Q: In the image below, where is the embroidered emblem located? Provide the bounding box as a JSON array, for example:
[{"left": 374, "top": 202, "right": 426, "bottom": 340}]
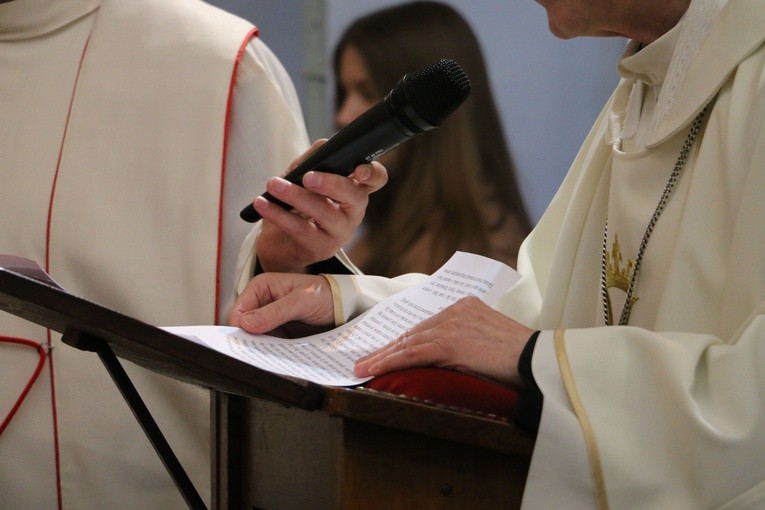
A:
[{"left": 604, "top": 234, "right": 639, "bottom": 325}]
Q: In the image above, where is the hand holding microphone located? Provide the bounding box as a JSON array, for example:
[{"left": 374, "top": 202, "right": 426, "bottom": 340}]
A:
[{"left": 240, "top": 58, "right": 471, "bottom": 222}]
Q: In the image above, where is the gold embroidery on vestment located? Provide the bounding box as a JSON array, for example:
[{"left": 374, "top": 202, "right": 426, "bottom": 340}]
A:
[{"left": 604, "top": 234, "right": 639, "bottom": 326}]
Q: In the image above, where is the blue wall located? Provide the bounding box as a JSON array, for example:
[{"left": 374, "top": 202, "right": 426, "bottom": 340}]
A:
[{"left": 208, "top": 0, "right": 626, "bottom": 223}]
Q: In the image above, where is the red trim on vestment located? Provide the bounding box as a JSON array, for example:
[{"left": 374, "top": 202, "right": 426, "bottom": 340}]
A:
[
  {"left": 0, "top": 337, "right": 47, "bottom": 437},
  {"left": 45, "top": 34, "right": 92, "bottom": 510},
  {"left": 216, "top": 26, "right": 259, "bottom": 324}
]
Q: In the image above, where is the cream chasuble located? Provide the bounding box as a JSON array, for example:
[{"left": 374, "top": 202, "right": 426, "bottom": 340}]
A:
[
  {"left": 327, "top": 0, "right": 765, "bottom": 508},
  {"left": 505, "top": 1, "right": 765, "bottom": 507},
  {"left": 0, "top": 0, "right": 308, "bottom": 508}
]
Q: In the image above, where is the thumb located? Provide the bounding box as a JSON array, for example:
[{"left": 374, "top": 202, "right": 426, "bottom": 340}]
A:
[
  {"left": 238, "top": 276, "right": 334, "bottom": 333},
  {"left": 239, "top": 299, "right": 291, "bottom": 333}
]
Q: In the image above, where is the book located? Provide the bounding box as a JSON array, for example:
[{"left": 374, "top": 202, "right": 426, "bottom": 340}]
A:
[{"left": 165, "top": 252, "right": 520, "bottom": 386}]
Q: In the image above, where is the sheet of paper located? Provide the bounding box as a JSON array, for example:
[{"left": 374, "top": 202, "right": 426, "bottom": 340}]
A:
[
  {"left": 0, "top": 254, "right": 66, "bottom": 290},
  {"left": 165, "top": 252, "right": 521, "bottom": 386}
]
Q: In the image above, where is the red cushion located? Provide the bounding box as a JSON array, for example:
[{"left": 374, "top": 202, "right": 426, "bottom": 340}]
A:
[{"left": 364, "top": 367, "right": 518, "bottom": 420}]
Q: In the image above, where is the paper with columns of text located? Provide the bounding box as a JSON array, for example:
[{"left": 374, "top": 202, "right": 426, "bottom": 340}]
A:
[{"left": 165, "top": 252, "right": 521, "bottom": 387}]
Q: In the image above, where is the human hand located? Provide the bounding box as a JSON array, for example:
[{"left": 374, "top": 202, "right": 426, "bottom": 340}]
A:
[
  {"left": 227, "top": 273, "right": 335, "bottom": 334},
  {"left": 354, "top": 296, "right": 533, "bottom": 388},
  {"left": 253, "top": 140, "right": 388, "bottom": 273}
]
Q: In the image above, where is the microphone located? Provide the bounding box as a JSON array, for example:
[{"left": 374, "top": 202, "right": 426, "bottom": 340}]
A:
[{"left": 240, "top": 58, "right": 471, "bottom": 222}]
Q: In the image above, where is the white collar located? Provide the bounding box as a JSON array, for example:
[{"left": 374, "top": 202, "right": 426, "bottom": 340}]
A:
[
  {"left": 616, "top": 0, "right": 729, "bottom": 143},
  {"left": 649, "top": 0, "right": 729, "bottom": 136},
  {"left": 0, "top": 0, "right": 99, "bottom": 41}
]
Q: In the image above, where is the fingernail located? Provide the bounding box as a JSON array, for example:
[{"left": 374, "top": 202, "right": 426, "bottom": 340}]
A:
[
  {"left": 270, "top": 177, "right": 288, "bottom": 192},
  {"left": 241, "top": 313, "right": 260, "bottom": 330},
  {"left": 358, "top": 166, "right": 371, "bottom": 181},
  {"left": 303, "top": 171, "right": 321, "bottom": 189}
]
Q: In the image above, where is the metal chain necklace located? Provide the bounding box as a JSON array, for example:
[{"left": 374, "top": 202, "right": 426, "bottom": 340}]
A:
[{"left": 600, "top": 105, "right": 710, "bottom": 326}]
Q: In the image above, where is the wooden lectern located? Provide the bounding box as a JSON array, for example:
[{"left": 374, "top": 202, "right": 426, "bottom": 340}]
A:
[
  {"left": 0, "top": 260, "right": 533, "bottom": 510},
  {"left": 216, "top": 387, "right": 533, "bottom": 509}
]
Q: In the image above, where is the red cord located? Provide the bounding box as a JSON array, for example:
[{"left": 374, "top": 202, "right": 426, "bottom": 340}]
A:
[
  {"left": 0, "top": 336, "right": 47, "bottom": 436},
  {"left": 45, "top": 29, "right": 92, "bottom": 510}
]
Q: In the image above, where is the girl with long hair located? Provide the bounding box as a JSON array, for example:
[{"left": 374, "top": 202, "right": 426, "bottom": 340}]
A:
[{"left": 334, "top": 1, "right": 531, "bottom": 276}]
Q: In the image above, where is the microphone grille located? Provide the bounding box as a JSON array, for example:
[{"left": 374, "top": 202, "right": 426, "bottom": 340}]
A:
[{"left": 404, "top": 59, "right": 471, "bottom": 126}]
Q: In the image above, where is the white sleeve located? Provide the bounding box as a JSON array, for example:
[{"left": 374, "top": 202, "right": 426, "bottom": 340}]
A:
[
  {"left": 220, "top": 37, "right": 309, "bottom": 323},
  {"left": 331, "top": 272, "right": 430, "bottom": 323}
]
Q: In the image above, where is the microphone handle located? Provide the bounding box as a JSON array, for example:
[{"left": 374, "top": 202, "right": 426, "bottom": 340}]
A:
[{"left": 240, "top": 98, "right": 414, "bottom": 222}]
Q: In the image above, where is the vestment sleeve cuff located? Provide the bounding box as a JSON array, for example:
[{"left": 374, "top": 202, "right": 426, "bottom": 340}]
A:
[
  {"left": 512, "top": 330, "right": 543, "bottom": 434},
  {"left": 320, "top": 274, "right": 345, "bottom": 327}
]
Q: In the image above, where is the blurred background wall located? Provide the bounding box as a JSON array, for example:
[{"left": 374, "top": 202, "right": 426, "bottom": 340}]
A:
[{"left": 207, "top": 0, "right": 626, "bottom": 223}]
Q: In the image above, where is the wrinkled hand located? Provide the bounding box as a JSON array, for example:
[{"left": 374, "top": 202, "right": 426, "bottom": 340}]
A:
[
  {"left": 253, "top": 139, "right": 388, "bottom": 273},
  {"left": 227, "top": 273, "right": 335, "bottom": 334},
  {"left": 354, "top": 296, "right": 533, "bottom": 388}
]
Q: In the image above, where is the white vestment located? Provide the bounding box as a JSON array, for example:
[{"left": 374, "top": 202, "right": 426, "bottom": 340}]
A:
[
  {"left": 0, "top": 0, "right": 308, "bottom": 507},
  {"left": 291, "top": 1, "right": 765, "bottom": 508}
]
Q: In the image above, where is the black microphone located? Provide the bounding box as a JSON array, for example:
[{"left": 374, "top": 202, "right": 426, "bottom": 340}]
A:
[{"left": 240, "top": 58, "right": 471, "bottom": 222}]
